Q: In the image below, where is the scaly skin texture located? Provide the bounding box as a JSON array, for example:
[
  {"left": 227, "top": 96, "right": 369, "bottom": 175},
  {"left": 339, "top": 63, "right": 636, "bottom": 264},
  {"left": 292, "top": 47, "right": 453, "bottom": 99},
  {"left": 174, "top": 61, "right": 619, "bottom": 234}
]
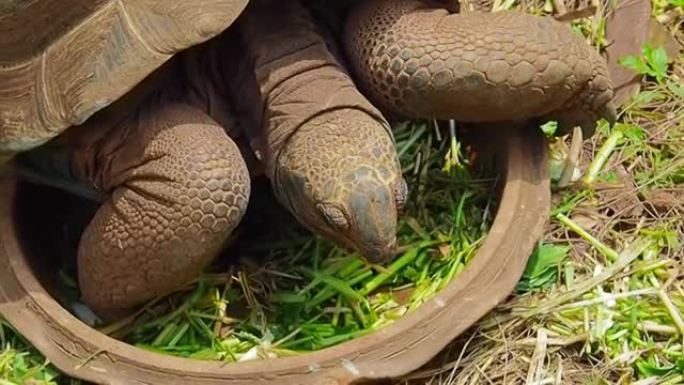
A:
[
  {"left": 276, "top": 110, "right": 407, "bottom": 262},
  {"left": 233, "top": 0, "right": 406, "bottom": 262},
  {"left": 343, "top": 0, "right": 617, "bottom": 137},
  {"left": 63, "top": 94, "right": 250, "bottom": 318}
]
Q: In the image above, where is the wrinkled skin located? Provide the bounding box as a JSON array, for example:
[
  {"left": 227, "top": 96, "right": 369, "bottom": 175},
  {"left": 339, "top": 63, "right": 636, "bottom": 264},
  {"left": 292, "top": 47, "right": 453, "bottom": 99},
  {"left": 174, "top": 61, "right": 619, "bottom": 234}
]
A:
[
  {"left": 16, "top": 78, "right": 251, "bottom": 320},
  {"left": 75, "top": 100, "right": 250, "bottom": 319},
  {"left": 229, "top": 0, "right": 406, "bottom": 263},
  {"left": 342, "top": 0, "right": 617, "bottom": 137},
  {"left": 274, "top": 110, "right": 407, "bottom": 262}
]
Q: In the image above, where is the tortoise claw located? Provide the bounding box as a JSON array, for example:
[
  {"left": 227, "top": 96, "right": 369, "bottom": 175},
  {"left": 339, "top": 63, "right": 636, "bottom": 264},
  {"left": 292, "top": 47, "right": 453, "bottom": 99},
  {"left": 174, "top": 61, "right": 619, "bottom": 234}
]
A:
[
  {"left": 579, "top": 119, "right": 597, "bottom": 139},
  {"left": 601, "top": 101, "right": 618, "bottom": 126}
]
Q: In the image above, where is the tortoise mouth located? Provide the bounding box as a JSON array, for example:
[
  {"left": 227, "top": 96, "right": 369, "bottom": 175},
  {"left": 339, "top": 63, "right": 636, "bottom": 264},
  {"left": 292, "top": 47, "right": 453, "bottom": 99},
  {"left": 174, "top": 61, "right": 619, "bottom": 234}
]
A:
[{"left": 356, "top": 238, "right": 398, "bottom": 264}]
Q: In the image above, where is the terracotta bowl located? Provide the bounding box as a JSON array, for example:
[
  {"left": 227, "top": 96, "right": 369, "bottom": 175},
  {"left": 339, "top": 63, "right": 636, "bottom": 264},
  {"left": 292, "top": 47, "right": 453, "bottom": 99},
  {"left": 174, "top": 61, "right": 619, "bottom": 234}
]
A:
[{"left": 0, "top": 126, "right": 550, "bottom": 385}]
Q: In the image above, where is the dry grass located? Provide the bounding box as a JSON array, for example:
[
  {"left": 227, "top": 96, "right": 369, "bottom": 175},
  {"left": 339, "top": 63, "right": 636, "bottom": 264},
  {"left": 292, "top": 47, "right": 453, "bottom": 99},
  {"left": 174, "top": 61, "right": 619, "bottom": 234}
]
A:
[{"left": 394, "top": 0, "right": 684, "bottom": 383}]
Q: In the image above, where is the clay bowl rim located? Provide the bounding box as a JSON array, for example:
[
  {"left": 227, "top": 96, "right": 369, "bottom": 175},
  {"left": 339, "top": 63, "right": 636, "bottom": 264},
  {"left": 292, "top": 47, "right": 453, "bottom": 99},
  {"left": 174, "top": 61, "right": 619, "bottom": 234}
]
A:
[{"left": 0, "top": 126, "right": 550, "bottom": 385}]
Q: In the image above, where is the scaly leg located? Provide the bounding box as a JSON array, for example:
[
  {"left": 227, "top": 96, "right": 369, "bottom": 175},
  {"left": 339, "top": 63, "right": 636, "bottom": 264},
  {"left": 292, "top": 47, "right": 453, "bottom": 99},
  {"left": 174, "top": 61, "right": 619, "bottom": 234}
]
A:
[
  {"left": 72, "top": 99, "right": 250, "bottom": 318},
  {"left": 343, "top": 0, "right": 616, "bottom": 137}
]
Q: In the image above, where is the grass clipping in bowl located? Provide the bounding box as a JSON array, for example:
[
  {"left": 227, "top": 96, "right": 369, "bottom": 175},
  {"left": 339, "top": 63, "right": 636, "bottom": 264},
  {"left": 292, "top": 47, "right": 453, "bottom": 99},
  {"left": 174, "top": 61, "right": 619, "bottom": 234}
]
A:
[{"left": 98, "top": 120, "right": 497, "bottom": 362}]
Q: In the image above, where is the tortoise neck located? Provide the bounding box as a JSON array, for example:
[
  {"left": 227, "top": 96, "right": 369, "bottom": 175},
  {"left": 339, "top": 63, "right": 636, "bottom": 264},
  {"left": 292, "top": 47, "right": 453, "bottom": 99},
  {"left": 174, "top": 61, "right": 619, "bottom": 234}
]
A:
[{"left": 232, "top": 0, "right": 393, "bottom": 181}]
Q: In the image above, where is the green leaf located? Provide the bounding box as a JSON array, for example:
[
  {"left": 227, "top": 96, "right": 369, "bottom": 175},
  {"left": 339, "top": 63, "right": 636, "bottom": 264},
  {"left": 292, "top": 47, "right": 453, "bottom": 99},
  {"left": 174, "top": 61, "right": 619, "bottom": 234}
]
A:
[
  {"left": 600, "top": 170, "right": 619, "bottom": 183},
  {"left": 633, "top": 90, "right": 663, "bottom": 105},
  {"left": 516, "top": 243, "right": 570, "bottom": 293},
  {"left": 676, "top": 357, "right": 684, "bottom": 372},
  {"left": 649, "top": 46, "right": 670, "bottom": 80},
  {"left": 619, "top": 55, "right": 649, "bottom": 74},
  {"left": 540, "top": 121, "right": 558, "bottom": 137},
  {"left": 635, "top": 358, "right": 675, "bottom": 377},
  {"left": 270, "top": 292, "right": 308, "bottom": 304},
  {"left": 618, "top": 123, "right": 646, "bottom": 143},
  {"left": 303, "top": 269, "right": 365, "bottom": 303},
  {"left": 667, "top": 80, "right": 684, "bottom": 99},
  {"left": 620, "top": 44, "right": 670, "bottom": 84}
]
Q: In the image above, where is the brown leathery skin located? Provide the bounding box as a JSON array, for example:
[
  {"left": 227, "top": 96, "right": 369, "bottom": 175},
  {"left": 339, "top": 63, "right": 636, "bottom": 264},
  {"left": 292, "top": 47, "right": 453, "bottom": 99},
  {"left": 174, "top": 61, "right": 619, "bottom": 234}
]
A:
[
  {"left": 275, "top": 109, "right": 407, "bottom": 263},
  {"left": 230, "top": 0, "right": 407, "bottom": 263},
  {"left": 71, "top": 97, "right": 250, "bottom": 318},
  {"left": 343, "top": 0, "right": 617, "bottom": 137}
]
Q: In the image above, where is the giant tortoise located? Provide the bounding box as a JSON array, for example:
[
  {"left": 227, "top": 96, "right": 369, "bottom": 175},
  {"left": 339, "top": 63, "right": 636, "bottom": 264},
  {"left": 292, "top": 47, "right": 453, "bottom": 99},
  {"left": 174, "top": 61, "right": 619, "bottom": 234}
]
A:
[
  {"left": 1, "top": 0, "right": 615, "bottom": 321},
  {"left": 1, "top": 0, "right": 407, "bottom": 319}
]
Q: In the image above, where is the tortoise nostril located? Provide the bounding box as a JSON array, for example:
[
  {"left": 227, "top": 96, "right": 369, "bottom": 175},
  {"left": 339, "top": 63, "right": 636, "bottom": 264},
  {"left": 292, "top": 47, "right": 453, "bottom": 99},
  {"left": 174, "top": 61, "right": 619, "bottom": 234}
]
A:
[
  {"left": 363, "top": 239, "right": 397, "bottom": 264},
  {"left": 366, "top": 249, "right": 383, "bottom": 263}
]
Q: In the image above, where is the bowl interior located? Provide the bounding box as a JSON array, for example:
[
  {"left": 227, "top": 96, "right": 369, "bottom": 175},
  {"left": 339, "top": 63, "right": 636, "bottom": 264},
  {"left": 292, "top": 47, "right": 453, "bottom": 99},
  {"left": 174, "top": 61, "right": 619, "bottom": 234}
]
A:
[
  {"left": 10, "top": 127, "right": 503, "bottom": 322},
  {"left": 12, "top": 176, "right": 296, "bottom": 310},
  {"left": 0, "top": 126, "right": 549, "bottom": 385}
]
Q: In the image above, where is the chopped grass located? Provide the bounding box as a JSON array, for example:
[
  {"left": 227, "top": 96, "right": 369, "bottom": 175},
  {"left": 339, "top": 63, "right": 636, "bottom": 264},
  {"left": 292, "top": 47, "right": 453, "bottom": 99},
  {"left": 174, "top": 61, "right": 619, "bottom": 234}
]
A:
[{"left": 0, "top": 320, "right": 67, "bottom": 385}]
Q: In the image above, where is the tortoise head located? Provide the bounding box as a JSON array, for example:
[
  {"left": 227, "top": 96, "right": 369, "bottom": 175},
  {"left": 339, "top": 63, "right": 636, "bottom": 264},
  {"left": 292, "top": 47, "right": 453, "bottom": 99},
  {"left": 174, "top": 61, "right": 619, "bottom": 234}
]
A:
[{"left": 273, "top": 109, "right": 406, "bottom": 264}]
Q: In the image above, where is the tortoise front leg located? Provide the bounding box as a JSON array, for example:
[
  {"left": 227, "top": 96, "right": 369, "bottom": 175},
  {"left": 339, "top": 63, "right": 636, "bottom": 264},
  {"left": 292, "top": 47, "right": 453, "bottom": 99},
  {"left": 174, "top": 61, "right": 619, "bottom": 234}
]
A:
[
  {"left": 343, "top": 0, "right": 616, "bottom": 137},
  {"left": 74, "top": 101, "right": 250, "bottom": 319}
]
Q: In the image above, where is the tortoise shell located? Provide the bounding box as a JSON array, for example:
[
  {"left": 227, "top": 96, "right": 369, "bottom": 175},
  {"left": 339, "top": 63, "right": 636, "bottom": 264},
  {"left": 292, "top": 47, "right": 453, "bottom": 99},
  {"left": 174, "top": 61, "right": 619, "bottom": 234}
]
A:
[{"left": 0, "top": 0, "right": 249, "bottom": 163}]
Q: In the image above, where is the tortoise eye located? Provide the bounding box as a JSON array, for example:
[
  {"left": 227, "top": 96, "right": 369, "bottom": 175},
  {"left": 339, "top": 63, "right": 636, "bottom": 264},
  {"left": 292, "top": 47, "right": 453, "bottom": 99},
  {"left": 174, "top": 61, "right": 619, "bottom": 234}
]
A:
[
  {"left": 318, "top": 203, "right": 350, "bottom": 231},
  {"left": 394, "top": 178, "right": 408, "bottom": 216}
]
